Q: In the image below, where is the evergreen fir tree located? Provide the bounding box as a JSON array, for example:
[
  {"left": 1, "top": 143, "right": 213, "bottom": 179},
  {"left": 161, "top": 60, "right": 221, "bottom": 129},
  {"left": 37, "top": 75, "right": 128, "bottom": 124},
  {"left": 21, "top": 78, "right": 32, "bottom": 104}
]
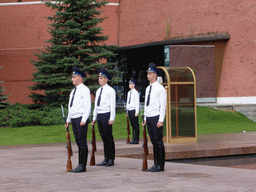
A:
[
  {"left": 30, "top": 0, "right": 119, "bottom": 107},
  {"left": 0, "top": 66, "right": 9, "bottom": 109},
  {"left": 0, "top": 83, "right": 9, "bottom": 109}
]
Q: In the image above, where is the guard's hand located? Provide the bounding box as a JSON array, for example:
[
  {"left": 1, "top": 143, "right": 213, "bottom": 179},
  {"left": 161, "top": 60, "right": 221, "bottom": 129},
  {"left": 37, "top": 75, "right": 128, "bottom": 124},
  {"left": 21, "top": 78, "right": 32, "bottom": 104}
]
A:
[
  {"left": 65, "top": 122, "right": 69, "bottom": 129},
  {"left": 80, "top": 121, "right": 85, "bottom": 126},
  {"left": 91, "top": 120, "right": 95, "bottom": 126},
  {"left": 157, "top": 122, "right": 163, "bottom": 128},
  {"left": 108, "top": 120, "right": 114, "bottom": 125},
  {"left": 135, "top": 113, "right": 138, "bottom": 117},
  {"left": 125, "top": 113, "right": 128, "bottom": 117},
  {"left": 142, "top": 121, "right": 146, "bottom": 127}
]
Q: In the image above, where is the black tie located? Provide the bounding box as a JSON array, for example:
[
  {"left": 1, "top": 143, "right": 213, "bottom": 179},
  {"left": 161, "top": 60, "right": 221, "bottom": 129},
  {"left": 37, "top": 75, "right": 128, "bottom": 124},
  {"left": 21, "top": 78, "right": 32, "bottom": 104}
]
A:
[
  {"left": 97, "top": 87, "right": 103, "bottom": 106},
  {"left": 70, "top": 87, "right": 77, "bottom": 107},
  {"left": 128, "top": 91, "right": 132, "bottom": 104},
  {"left": 146, "top": 85, "right": 152, "bottom": 106}
]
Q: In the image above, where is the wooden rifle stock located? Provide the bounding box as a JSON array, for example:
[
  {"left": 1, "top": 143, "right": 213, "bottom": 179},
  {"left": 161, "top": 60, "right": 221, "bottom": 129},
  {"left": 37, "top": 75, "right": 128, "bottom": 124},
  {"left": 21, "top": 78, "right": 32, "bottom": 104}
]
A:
[
  {"left": 66, "top": 127, "right": 73, "bottom": 172},
  {"left": 90, "top": 124, "right": 97, "bottom": 166},
  {"left": 142, "top": 125, "right": 148, "bottom": 171},
  {"left": 142, "top": 114, "right": 148, "bottom": 171},
  {"left": 126, "top": 115, "right": 131, "bottom": 143},
  {"left": 61, "top": 105, "right": 73, "bottom": 172}
]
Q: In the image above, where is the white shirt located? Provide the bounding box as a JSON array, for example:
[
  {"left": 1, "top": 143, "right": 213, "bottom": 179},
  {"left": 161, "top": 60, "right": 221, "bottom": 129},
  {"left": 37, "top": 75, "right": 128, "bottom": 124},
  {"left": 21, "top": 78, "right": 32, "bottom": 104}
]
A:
[
  {"left": 144, "top": 81, "right": 166, "bottom": 122},
  {"left": 93, "top": 84, "right": 116, "bottom": 121},
  {"left": 67, "top": 83, "right": 91, "bottom": 123},
  {"left": 126, "top": 88, "right": 140, "bottom": 115}
]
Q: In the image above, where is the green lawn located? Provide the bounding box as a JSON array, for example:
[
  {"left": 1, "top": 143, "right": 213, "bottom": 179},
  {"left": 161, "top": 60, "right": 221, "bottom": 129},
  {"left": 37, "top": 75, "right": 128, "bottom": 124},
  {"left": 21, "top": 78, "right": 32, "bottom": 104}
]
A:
[
  {"left": 0, "top": 106, "right": 255, "bottom": 146},
  {"left": 197, "top": 106, "right": 256, "bottom": 134}
]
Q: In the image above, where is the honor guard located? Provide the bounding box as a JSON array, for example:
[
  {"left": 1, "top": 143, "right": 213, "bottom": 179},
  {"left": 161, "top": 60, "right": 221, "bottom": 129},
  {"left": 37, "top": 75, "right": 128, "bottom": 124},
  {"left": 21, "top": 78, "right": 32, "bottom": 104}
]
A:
[
  {"left": 142, "top": 62, "right": 167, "bottom": 172},
  {"left": 65, "top": 66, "right": 91, "bottom": 173},
  {"left": 126, "top": 77, "right": 140, "bottom": 144},
  {"left": 91, "top": 68, "right": 116, "bottom": 166}
]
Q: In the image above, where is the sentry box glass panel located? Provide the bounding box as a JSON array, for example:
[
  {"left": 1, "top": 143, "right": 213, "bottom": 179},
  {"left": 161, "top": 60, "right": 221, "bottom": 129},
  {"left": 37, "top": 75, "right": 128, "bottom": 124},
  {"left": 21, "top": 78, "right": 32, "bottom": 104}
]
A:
[{"left": 158, "top": 67, "right": 197, "bottom": 144}]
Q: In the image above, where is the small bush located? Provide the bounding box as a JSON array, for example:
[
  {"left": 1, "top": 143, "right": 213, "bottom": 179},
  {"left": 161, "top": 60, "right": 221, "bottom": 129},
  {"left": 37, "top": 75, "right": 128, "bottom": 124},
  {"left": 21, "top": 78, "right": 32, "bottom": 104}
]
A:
[{"left": 0, "top": 104, "right": 67, "bottom": 128}]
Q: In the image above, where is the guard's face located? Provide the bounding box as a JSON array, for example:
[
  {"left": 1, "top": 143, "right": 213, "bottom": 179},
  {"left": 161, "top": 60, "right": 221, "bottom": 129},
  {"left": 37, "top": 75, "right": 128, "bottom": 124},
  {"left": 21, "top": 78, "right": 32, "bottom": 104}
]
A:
[
  {"left": 129, "top": 83, "right": 135, "bottom": 89},
  {"left": 147, "top": 72, "right": 157, "bottom": 82},
  {"left": 98, "top": 76, "right": 108, "bottom": 86},
  {"left": 71, "top": 75, "right": 82, "bottom": 86}
]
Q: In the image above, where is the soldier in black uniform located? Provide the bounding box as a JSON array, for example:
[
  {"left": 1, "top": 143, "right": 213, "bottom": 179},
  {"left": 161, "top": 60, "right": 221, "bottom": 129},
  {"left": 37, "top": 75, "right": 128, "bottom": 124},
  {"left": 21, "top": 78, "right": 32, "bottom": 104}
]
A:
[
  {"left": 142, "top": 63, "right": 167, "bottom": 172},
  {"left": 91, "top": 68, "right": 116, "bottom": 166},
  {"left": 65, "top": 66, "right": 91, "bottom": 173},
  {"left": 126, "top": 77, "right": 140, "bottom": 144}
]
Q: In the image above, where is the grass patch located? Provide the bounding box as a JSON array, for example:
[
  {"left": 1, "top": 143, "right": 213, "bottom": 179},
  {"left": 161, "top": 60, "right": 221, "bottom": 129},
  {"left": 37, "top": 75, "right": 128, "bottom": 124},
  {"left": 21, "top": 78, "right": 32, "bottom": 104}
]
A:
[
  {"left": 0, "top": 106, "right": 255, "bottom": 146},
  {"left": 0, "top": 125, "right": 66, "bottom": 146},
  {"left": 197, "top": 106, "right": 256, "bottom": 134}
]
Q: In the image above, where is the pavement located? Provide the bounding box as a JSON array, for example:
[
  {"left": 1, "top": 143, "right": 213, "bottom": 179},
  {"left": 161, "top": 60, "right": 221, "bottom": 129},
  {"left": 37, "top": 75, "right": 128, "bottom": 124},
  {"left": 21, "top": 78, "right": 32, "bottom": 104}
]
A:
[{"left": 1, "top": 132, "right": 256, "bottom": 192}]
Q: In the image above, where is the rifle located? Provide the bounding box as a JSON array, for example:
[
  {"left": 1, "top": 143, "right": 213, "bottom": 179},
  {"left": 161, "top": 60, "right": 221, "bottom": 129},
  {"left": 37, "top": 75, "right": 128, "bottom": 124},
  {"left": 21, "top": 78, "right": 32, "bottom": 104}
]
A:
[
  {"left": 90, "top": 115, "right": 97, "bottom": 166},
  {"left": 126, "top": 110, "right": 131, "bottom": 144},
  {"left": 61, "top": 105, "right": 73, "bottom": 172},
  {"left": 141, "top": 112, "right": 148, "bottom": 171}
]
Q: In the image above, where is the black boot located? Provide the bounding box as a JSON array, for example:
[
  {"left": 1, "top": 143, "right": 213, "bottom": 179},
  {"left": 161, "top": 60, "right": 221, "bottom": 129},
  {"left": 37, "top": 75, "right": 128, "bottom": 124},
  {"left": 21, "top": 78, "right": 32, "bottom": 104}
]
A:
[
  {"left": 97, "top": 159, "right": 109, "bottom": 166},
  {"left": 106, "top": 142, "right": 115, "bottom": 166},
  {"left": 132, "top": 128, "right": 136, "bottom": 144},
  {"left": 133, "top": 127, "right": 139, "bottom": 144},
  {"left": 70, "top": 148, "right": 82, "bottom": 172},
  {"left": 151, "top": 145, "right": 165, "bottom": 172},
  {"left": 106, "top": 159, "right": 114, "bottom": 166},
  {"left": 146, "top": 145, "right": 158, "bottom": 172},
  {"left": 128, "top": 129, "right": 135, "bottom": 144},
  {"left": 73, "top": 148, "right": 87, "bottom": 173},
  {"left": 97, "top": 142, "right": 109, "bottom": 166}
]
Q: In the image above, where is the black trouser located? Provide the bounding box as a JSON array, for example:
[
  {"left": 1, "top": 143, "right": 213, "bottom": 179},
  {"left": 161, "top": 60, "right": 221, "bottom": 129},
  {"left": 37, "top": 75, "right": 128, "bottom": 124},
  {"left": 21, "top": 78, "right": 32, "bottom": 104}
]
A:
[
  {"left": 146, "top": 115, "right": 165, "bottom": 168},
  {"left": 71, "top": 116, "right": 89, "bottom": 167},
  {"left": 71, "top": 116, "right": 88, "bottom": 150},
  {"left": 128, "top": 109, "right": 140, "bottom": 143},
  {"left": 97, "top": 112, "right": 115, "bottom": 160}
]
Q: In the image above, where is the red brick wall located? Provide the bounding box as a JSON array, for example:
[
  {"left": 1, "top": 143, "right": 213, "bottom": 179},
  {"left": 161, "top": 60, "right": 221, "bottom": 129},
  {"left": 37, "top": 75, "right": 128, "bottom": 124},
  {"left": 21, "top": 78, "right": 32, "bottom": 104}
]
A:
[
  {"left": 118, "top": 0, "right": 256, "bottom": 98},
  {"left": 0, "top": 0, "right": 38, "bottom": 2},
  {"left": 0, "top": 3, "right": 52, "bottom": 104},
  {"left": 0, "top": 2, "right": 119, "bottom": 104},
  {"left": 1, "top": 0, "right": 256, "bottom": 104}
]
